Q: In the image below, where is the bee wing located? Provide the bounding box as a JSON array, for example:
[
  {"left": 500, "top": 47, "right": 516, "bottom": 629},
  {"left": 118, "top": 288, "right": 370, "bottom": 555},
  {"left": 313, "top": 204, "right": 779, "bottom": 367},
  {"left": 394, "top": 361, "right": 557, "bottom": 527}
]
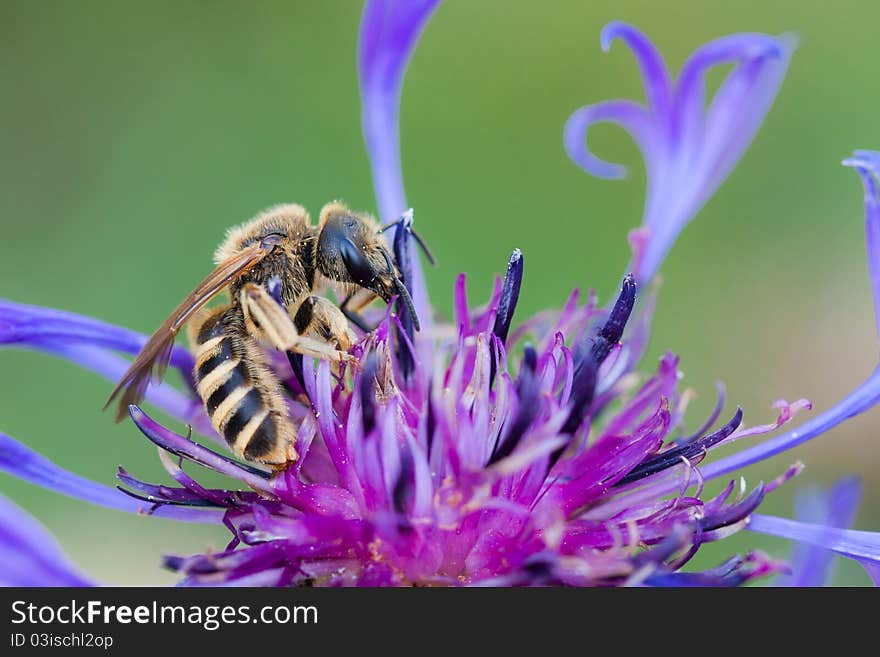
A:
[{"left": 104, "top": 243, "right": 268, "bottom": 422}]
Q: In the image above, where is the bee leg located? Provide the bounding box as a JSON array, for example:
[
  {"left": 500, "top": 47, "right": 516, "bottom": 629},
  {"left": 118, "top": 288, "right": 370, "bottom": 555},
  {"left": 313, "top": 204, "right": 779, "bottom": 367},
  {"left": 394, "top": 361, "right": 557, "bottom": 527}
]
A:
[
  {"left": 239, "top": 283, "right": 357, "bottom": 365},
  {"left": 293, "top": 295, "right": 357, "bottom": 350},
  {"left": 340, "top": 290, "right": 380, "bottom": 333}
]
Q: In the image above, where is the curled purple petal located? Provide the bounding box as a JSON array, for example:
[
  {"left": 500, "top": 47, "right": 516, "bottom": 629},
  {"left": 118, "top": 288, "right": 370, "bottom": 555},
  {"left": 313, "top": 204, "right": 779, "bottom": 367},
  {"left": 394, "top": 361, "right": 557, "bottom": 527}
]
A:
[
  {"left": 0, "top": 494, "right": 96, "bottom": 586},
  {"left": 563, "top": 99, "right": 654, "bottom": 180},
  {"left": 600, "top": 22, "right": 672, "bottom": 119}
]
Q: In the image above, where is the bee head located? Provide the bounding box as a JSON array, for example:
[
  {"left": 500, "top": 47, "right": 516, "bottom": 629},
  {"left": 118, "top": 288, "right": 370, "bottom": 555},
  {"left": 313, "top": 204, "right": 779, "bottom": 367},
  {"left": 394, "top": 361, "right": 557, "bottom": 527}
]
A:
[{"left": 316, "top": 202, "right": 419, "bottom": 330}]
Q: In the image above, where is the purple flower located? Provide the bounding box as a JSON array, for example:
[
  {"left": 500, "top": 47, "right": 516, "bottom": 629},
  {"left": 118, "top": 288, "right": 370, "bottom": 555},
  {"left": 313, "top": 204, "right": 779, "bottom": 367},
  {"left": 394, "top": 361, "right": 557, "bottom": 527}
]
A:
[{"left": 2, "top": 5, "right": 879, "bottom": 587}]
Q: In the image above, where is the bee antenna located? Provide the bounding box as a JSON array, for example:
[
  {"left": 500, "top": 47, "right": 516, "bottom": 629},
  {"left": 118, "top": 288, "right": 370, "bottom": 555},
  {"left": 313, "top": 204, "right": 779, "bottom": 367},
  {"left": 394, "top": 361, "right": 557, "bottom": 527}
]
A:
[
  {"left": 379, "top": 246, "right": 421, "bottom": 332},
  {"left": 393, "top": 275, "right": 421, "bottom": 333},
  {"left": 380, "top": 213, "right": 436, "bottom": 266}
]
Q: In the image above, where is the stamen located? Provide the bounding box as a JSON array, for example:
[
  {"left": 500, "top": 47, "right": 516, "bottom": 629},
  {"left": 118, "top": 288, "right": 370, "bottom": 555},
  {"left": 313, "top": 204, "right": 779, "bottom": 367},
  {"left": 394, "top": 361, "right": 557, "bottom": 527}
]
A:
[
  {"left": 590, "top": 273, "right": 636, "bottom": 365},
  {"left": 701, "top": 482, "right": 765, "bottom": 533},
  {"left": 115, "top": 465, "right": 227, "bottom": 507},
  {"left": 522, "top": 343, "right": 538, "bottom": 373},
  {"left": 559, "top": 275, "right": 636, "bottom": 441},
  {"left": 425, "top": 382, "right": 436, "bottom": 456},
  {"left": 488, "top": 358, "right": 541, "bottom": 465},
  {"left": 614, "top": 407, "right": 743, "bottom": 486},
  {"left": 392, "top": 446, "right": 414, "bottom": 515},
  {"left": 392, "top": 210, "right": 416, "bottom": 381},
  {"left": 560, "top": 350, "right": 598, "bottom": 436},
  {"left": 489, "top": 249, "right": 524, "bottom": 388},
  {"left": 491, "top": 249, "right": 524, "bottom": 346},
  {"left": 360, "top": 353, "right": 379, "bottom": 435}
]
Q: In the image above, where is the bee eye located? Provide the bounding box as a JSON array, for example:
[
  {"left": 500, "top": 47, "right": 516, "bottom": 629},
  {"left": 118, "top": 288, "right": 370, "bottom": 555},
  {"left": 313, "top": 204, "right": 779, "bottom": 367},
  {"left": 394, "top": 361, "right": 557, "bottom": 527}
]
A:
[{"left": 339, "top": 238, "right": 375, "bottom": 288}]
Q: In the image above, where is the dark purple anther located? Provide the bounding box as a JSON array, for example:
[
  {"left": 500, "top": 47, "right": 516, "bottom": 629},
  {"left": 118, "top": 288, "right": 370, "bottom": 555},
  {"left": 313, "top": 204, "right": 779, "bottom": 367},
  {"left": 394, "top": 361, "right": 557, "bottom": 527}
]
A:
[
  {"left": 359, "top": 353, "right": 379, "bottom": 435},
  {"left": 590, "top": 273, "right": 636, "bottom": 365},
  {"left": 490, "top": 249, "right": 523, "bottom": 387},
  {"left": 489, "top": 358, "right": 541, "bottom": 465},
  {"left": 614, "top": 407, "right": 743, "bottom": 487},
  {"left": 492, "top": 249, "right": 523, "bottom": 345},
  {"left": 392, "top": 447, "right": 415, "bottom": 515},
  {"left": 522, "top": 343, "right": 538, "bottom": 373},
  {"left": 393, "top": 210, "right": 416, "bottom": 382},
  {"left": 562, "top": 274, "right": 637, "bottom": 439},
  {"left": 701, "top": 482, "right": 765, "bottom": 531}
]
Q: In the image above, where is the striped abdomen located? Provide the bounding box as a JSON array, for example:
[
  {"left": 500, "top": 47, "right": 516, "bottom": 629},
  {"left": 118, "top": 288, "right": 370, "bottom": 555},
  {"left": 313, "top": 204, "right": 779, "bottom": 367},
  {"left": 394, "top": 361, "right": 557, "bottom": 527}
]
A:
[{"left": 190, "top": 306, "right": 297, "bottom": 466}]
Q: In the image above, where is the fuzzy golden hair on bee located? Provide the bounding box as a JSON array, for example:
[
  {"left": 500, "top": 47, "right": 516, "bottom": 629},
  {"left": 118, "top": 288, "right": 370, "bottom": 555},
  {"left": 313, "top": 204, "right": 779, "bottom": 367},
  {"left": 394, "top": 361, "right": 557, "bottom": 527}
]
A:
[
  {"left": 214, "top": 203, "right": 312, "bottom": 265},
  {"left": 315, "top": 202, "right": 387, "bottom": 287}
]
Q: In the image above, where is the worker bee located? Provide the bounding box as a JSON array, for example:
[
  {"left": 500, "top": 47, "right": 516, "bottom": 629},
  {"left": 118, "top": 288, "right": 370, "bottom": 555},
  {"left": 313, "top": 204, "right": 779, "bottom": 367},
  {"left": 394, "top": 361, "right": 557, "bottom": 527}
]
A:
[{"left": 105, "top": 202, "right": 419, "bottom": 468}]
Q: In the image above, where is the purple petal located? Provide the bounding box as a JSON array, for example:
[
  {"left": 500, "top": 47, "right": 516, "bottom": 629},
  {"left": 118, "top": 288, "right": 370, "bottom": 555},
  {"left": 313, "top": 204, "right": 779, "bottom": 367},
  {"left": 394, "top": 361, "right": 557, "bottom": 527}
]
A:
[
  {"left": 358, "top": 0, "right": 441, "bottom": 332},
  {"left": 695, "top": 35, "right": 795, "bottom": 205},
  {"left": 0, "top": 431, "right": 222, "bottom": 523},
  {"left": 0, "top": 300, "right": 193, "bottom": 375},
  {"left": 0, "top": 494, "right": 96, "bottom": 586},
  {"left": 128, "top": 406, "right": 274, "bottom": 495},
  {"left": 643, "top": 551, "right": 787, "bottom": 587},
  {"left": 779, "top": 477, "right": 862, "bottom": 586},
  {"left": 843, "top": 150, "right": 880, "bottom": 340},
  {"left": 0, "top": 300, "right": 214, "bottom": 438},
  {"left": 748, "top": 512, "right": 880, "bottom": 586},
  {"left": 701, "top": 366, "right": 880, "bottom": 483},
  {"left": 600, "top": 22, "right": 672, "bottom": 119},
  {"left": 673, "top": 33, "right": 787, "bottom": 149},
  {"left": 563, "top": 100, "right": 654, "bottom": 180}
]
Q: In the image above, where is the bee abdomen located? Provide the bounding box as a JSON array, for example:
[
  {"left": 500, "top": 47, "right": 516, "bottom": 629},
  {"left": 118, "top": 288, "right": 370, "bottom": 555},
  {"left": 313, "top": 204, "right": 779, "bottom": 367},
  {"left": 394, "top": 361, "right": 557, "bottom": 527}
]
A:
[{"left": 192, "top": 310, "right": 293, "bottom": 465}]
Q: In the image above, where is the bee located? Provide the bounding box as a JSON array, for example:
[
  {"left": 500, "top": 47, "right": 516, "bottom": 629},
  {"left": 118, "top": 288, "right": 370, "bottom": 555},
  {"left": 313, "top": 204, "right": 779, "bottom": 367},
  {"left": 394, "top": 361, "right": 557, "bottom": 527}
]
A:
[{"left": 105, "top": 202, "right": 418, "bottom": 468}]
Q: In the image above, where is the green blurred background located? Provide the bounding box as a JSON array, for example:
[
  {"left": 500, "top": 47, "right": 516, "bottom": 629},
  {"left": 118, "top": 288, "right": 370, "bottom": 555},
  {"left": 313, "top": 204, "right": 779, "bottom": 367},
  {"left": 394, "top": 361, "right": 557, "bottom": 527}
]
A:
[{"left": 1, "top": 0, "right": 878, "bottom": 585}]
